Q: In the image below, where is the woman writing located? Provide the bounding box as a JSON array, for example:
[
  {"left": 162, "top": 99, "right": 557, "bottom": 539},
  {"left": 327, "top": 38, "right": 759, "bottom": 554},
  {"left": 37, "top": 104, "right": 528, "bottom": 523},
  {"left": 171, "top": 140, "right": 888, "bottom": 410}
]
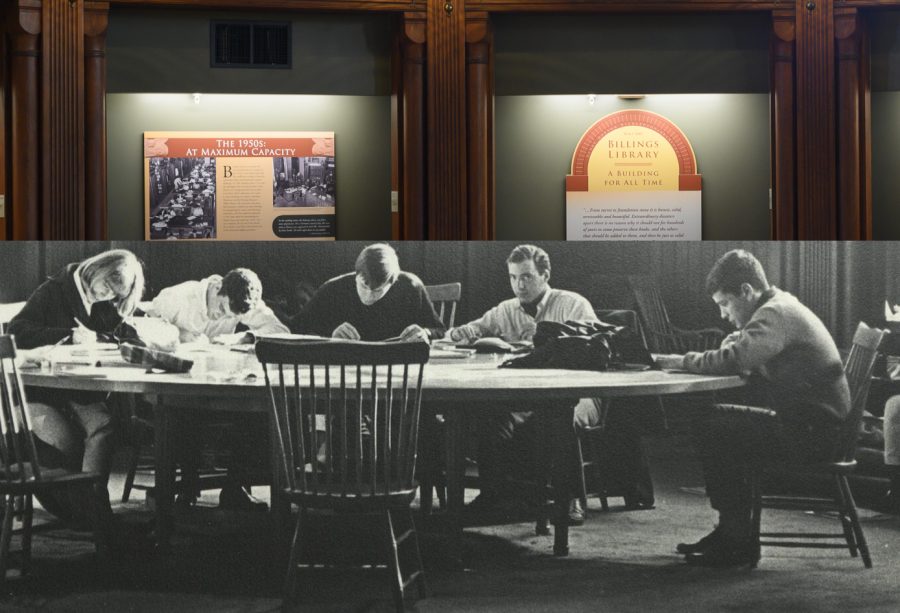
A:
[{"left": 8, "top": 249, "right": 145, "bottom": 523}]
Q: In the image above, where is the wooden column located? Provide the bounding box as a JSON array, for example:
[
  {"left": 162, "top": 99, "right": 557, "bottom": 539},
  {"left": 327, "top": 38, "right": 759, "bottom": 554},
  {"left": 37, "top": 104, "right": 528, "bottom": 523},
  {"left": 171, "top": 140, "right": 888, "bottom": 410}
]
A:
[
  {"left": 399, "top": 12, "right": 426, "bottom": 240},
  {"left": 835, "top": 8, "right": 860, "bottom": 240},
  {"left": 0, "top": 11, "right": 7, "bottom": 240},
  {"left": 465, "top": 12, "right": 493, "bottom": 240},
  {"left": 427, "top": 0, "right": 467, "bottom": 239},
  {"left": 772, "top": 10, "right": 796, "bottom": 240},
  {"left": 835, "top": 8, "right": 869, "bottom": 240},
  {"left": 795, "top": 0, "right": 836, "bottom": 238},
  {"left": 7, "top": 0, "right": 41, "bottom": 240},
  {"left": 42, "top": 0, "right": 85, "bottom": 239},
  {"left": 859, "top": 14, "right": 872, "bottom": 241},
  {"left": 84, "top": 2, "right": 108, "bottom": 240}
]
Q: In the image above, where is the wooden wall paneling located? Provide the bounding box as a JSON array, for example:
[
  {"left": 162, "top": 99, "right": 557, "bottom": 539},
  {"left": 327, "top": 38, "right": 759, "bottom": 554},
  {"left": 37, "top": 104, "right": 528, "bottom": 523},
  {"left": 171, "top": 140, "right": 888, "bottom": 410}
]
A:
[
  {"left": 465, "top": 11, "right": 493, "bottom": 240},
  {"left": 109, "top": 0, "right": 424, "bottom": 9},
  {"left": 427, "top": 0, "right": 467, "bottom": 239},
  {"left": 42, "top": 0, "right": 85, "bottom": 239},
  {"left": 772, "top": 10, "right": 797, "bottom": 239},
  {"left": 796, "top": 0, "right": 836, "bottom": 238},
  {"left": 0, "top": 9, "right": 6, "bottom": 240},
  {"left": 468, "top": 1, "right": 785, "bottom": 11},
  {"left": 84, "top": 1, "right": 108, "bottom": 240},
  {"left": 391, "top": 26, "right": 400, "bottom": 240},
  {"left": 835, "top": 7, "right": 862, "bottom": 239},
  {"left": 7, "top": 0, "right": 41, "bottom": 240},
  {"left": 399, "top": 12, "right": 426, "bottom": 240},
  {"left": 858, "top": 12, "right": 872, "bottom": 240}
]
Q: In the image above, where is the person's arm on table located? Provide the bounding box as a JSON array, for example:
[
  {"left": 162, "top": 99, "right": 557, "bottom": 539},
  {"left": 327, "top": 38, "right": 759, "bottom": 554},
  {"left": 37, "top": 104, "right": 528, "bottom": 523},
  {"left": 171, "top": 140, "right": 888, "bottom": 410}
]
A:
[
  {"left": 447, "top": 305, "right": 503, "bottom": 343},
  {"left": 681, "top": 308, "right": 785, "bottom": 375}
]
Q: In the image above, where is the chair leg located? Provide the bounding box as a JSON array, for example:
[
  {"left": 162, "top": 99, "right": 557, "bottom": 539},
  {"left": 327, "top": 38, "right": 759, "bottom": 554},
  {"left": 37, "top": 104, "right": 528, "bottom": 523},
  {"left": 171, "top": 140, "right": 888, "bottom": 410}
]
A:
[
  {"left": 749, "top": 472, "right": 762, "bottom": 569},
  {"left": 575, "top": 435, "right": 589, "bottom": 512},
  {"left": 419, "top": 478, "right": 434, "bottom": 515},
  {"left": 122, "top": 442, "right": 142, "bottom": 503},
  {"left": 435, "top": 479, "right": 447, "bottom": 510},
  {"left": 84, "top": 485, "right": 111, "bottom": 561},
  {"left": 0, "top": 494, "right": 15, "bottom": 581},
  {"left": 405, "top": 508, "right": 428, "bottom": 600},
  {"left": 20, "top": 495, "right": 33, "bottom": 576},
  {"left": 837, "top": 475, "right": 872, "bottom": 569},
  {"left": 832, "top": 474, "right": 859, "bottom": 558},
  {"left": 283, "top": 508, "right": 305, "bottom": 605},
  {"left": 385, "top": 510, "right": 405, "bottom": 613}
]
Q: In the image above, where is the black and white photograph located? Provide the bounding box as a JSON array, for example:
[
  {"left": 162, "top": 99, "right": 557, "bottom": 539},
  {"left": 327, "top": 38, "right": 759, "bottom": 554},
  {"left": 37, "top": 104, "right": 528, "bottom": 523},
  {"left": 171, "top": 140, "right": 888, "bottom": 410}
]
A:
[
  {"left": 273, "top": 156, "right": 336, "bottom": 208},
  {"left": 1, "top": 240, "right": 899, "bottom": 611},
  {"left": 148, "top": 158, "right": 216, "bottom": 240}
]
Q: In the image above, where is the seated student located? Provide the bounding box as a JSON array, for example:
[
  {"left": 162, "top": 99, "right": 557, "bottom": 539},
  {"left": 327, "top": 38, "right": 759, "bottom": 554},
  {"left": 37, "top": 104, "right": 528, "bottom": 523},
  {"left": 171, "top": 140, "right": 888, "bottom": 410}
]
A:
[
  {"left": 145, "top": 268, "right": 288, "bottom": 510},
  {"left": 8, "top": 249, "right": 145, "bottom": 524},
  {"left": 145, "top": 268, "right": 289, "bottom": 510},
  {"left": 881, "top": 397, "right": 900, "bottom": 513},
  {"left": 447, "top": 244, "right": 603, "bottom": 525},
  {"left": 291, "top": 243, "right": 443, "bottom": 342},
  {"left": 656, "top": 249, "right": 850, "bottom": 567},
  {"left": 145, "top": 268, "right": 288, "bottom": 343}
]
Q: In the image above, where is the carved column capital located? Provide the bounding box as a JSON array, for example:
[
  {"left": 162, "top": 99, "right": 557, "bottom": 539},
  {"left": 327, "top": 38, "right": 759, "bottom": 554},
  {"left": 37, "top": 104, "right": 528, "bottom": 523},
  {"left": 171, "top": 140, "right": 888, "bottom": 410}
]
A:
[
  {"left": 773, "top": 9, "right": 795, "bottom": 44},
  {"left": 402, "top": 11, "right": 426, "bottom": 46}
]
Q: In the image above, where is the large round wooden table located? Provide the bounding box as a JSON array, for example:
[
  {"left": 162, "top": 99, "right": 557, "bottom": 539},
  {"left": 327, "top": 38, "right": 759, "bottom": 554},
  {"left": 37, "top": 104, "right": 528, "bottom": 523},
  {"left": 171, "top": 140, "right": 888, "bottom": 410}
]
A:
[{"left": 21, "top": 349, "right": 745, "bottom": 558}]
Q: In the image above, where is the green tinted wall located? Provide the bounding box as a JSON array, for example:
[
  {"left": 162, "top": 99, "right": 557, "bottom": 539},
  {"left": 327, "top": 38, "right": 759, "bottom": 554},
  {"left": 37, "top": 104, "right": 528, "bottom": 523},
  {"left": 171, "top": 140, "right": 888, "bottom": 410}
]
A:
[
  {"left": 493, "top": 13, "right": 771, "bottom": 241},
  {"left": 870, "top": 11, "right": 900, "bottom": 239},
  {"left": 105, "top": 9, "right": 393, "bottom": 241}
]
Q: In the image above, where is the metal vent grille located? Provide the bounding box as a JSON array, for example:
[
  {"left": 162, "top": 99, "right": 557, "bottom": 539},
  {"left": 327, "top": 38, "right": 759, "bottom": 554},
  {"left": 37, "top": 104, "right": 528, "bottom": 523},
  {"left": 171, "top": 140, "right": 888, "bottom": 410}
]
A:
[{"left": 211, "top": 21, "right": 290, "bottom": 68}]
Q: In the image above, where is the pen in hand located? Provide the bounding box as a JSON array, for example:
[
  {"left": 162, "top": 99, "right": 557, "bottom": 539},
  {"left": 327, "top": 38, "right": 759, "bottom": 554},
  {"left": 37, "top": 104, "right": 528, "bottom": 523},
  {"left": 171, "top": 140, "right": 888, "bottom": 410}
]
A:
[{"left": 71, "top": 318, "right": 96, "bottom": 344}]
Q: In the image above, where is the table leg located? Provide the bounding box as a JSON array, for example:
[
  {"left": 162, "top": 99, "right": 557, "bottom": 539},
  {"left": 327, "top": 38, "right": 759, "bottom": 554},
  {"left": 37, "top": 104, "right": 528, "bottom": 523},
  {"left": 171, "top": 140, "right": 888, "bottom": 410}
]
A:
[
  {"left": 269, "top": 406, "right": 291, "bottom": 557},
  {"left": 549, "top": 406, "right": 571, "bottom": 557},
  {"left": 153, "top": 397, "right": 173, "bottom": 552},
  {"left": 444, "top": 407, "right": 466, "bottom": 565}
]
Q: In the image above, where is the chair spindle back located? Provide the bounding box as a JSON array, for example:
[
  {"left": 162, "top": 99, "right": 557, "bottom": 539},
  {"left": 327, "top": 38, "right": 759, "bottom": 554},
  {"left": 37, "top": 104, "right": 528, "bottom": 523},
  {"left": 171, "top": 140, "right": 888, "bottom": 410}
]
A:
[
  {"left": 836, "top": 322, "right": 886, "bottom": 463},
  {"left": 425, "top": 283, "right": 461, "bottom": 330},
  {"left": 257, "top": 340, "right": 430, "bottom": 500},
  {"left": 0, "top": 335, "right": 43, "bottom": 483}
]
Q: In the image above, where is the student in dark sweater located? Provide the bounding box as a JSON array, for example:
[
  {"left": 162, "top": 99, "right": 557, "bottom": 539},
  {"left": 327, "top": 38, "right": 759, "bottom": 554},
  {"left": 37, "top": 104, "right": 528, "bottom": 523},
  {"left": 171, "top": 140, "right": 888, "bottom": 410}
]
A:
[
  {"left": 8, "top": 249, "right": 144, "bottom": 522},
  {"left": 656, "top": 249, "right": 849, "bottom": 568},
  {"left": 292, "top": 243, "right": 444, "bottom": 341}
]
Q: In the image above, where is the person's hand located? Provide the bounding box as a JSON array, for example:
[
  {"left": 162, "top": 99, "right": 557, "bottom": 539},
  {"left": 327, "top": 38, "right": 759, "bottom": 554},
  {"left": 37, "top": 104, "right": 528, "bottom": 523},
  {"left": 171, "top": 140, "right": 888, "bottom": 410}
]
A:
[
  {"left": 721, "top": 331, "right": 742, "bottom": 348},
  {"left": 654, "top": 354, "right": 686, "bottom": 370},
  {"left": 71, "top": 325, "right": 98, "bottom": 345},
  {"left": 332, "top": 322, "right": 361, "bottom": 340},
  {"left": 449, "top": 325, "right": 480, "bottom": 343},
  {"left": 399, "top": 324, "right": 429, "bottom": 342}
]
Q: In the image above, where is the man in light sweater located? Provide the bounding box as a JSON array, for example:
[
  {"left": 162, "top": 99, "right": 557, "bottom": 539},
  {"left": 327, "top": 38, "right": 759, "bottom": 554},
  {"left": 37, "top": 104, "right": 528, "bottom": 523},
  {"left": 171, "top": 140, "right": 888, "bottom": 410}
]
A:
[
  {"left": 145, "top": 268, "right": 289, "bottom": 510},
  {"left": 656, "top": 249, "right": 850, "bottom": 567},
  {"left": 145, "top": 267, "right": 288, "bottom": 343},
  {"left": 448, "top": 244, "right": 599, "bottom": 524}
]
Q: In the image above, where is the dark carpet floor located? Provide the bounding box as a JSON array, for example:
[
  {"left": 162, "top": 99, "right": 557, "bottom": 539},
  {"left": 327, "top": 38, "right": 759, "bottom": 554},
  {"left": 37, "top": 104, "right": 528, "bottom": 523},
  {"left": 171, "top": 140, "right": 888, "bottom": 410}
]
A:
[{"left": 2, "top": 435, "right": 899, "bottom": 612}]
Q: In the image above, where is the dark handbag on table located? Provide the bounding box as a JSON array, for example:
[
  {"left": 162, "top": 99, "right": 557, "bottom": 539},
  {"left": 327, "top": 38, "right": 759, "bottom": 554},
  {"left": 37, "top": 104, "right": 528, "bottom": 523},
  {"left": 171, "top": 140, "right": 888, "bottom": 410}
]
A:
[
  {"left": 119, "top": 342, "right": 194, "bottom": 373},
  {"left": 499, "top": 320, "right": 658, "bottom": 372}
]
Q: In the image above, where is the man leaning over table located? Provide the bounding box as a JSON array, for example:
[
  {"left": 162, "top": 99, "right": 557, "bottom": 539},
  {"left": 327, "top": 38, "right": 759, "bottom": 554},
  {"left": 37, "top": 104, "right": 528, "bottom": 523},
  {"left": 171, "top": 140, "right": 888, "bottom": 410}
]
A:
[
  {"left": 144, "top": 268, "right": 289, "bottom": 511},
  {"left": 655, "top": 249, "right": 850, "bottom": 567},
  {"left": 447, "top": 244, "right": 600, "bottom": 525},
  {"left": 289, "top": 243, "right": 444, "bottom": 479},
  {"left": 290, "top": 242, "right": 443, "bottom": 342},
  {"left": 144, "top": 267, "right": 288, "bottom": 343}
]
